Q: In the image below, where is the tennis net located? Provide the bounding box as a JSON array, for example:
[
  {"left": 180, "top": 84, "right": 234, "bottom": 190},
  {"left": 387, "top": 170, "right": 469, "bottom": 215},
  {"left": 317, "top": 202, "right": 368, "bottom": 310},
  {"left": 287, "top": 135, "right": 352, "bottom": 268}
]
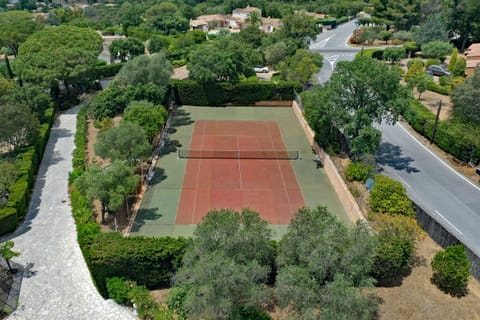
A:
[{"left": 177, "top": 149, "right": 300, "bottom": 160}]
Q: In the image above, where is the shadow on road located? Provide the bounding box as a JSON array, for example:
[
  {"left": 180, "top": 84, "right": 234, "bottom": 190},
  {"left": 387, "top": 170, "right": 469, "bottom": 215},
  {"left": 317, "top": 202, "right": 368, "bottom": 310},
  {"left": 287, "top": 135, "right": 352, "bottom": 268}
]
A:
[{"left": 377, "top": 142, "right": 420, "bottom": 174}]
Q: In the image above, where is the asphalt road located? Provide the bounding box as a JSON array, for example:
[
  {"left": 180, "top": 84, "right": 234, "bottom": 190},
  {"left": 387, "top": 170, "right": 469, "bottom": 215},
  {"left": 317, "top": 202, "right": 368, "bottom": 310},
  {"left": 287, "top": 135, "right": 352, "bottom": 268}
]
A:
[{"left": 310, "top": 21, "right": 480, "bottom": 257}]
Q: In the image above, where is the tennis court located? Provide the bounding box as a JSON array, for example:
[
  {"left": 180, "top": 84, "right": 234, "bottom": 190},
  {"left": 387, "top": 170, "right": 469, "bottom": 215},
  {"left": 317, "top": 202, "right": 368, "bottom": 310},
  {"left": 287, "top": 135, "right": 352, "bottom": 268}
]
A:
[{"left": 130, "top": 106, "right": 349, "bottom": 238}]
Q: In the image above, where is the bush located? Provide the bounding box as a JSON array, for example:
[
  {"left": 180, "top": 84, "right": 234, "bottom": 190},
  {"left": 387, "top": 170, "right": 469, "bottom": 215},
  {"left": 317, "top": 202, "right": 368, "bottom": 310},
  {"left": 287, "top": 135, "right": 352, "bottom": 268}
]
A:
[
  {"left": 426, "top": 80, "right": 450, "bottom": 95},
  {"left": 403, "top": 100, "right": 480, "bottom": 163},
  {"left": 355, "top": 49, "right": 383, "bottom": 59},
  {"left": 368, "top": 212, "right": 424, "bottom": 242},
  {"left": 85, "top": 233, "right": 188, "bottom": 296},
  {"left": 107, "top": 277, "right": 175, "bottom": 319},
  {"left": 421, "top": 41, "right": 453, "bottom": 59},
  {"left": 370, "top": 175, "right": 415, "bottom": 216},
  {"left": 425, "top": 59, "right": 441, "bottom": 69},
  {"left": 94, "top": 63, "right": 125, "bottom": 79},
  {"left": 345, "top": 161, "right": 373, "bottom": 182},
  {"left": 0, "top": 207, "right": 18, "bottom": 235},
  {"left": 171, "top": 80, "right": 300, "bottom": 106},
  {"left": 129, "top": 282, "right": 175, "bottom": 319},
  {"left": 372, "top": 236, "right": 414, "bottom": 286},
  {"left": 431, "top": 245, "right": 470, "bottom": 296},
  {"left": 69, "top": 107, "right": 87, "bottom": 183},
  {"left": 106, "top": 277, "right": 132, "bottom": 305}
]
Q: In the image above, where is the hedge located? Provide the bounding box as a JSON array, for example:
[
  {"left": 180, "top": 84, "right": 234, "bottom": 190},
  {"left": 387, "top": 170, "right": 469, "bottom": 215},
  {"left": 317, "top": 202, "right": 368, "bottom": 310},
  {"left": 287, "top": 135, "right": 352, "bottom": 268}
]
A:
[
  {"left": 69, "top": 107, "right": 88, "bottom": 183},
  {"left": 94, "top": 63, "right": 125, "bottom": 79},
  {"left": 84, "top": 233, "right": 189, "bottom": 296},
  {"left": 0, "top": 107, "right": 55, "bottom": 236},
  {"left": 403, "top": 99, "right": 480, "bottom": 163},
  {"left": 69, "top": 105, "right": 189, "bottom": 298},
  {"left": 426, "top": 80, "right": 450, "bottom": 95},
  {"left": 170, "top": 80, "right": 301, "bottom": 106}
]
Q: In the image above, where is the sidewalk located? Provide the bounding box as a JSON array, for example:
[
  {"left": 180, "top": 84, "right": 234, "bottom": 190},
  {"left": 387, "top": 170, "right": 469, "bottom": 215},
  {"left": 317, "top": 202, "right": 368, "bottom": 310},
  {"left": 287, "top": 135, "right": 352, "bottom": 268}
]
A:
[{"left": 2, "top": 106, "right": 135, "bottom": 319}]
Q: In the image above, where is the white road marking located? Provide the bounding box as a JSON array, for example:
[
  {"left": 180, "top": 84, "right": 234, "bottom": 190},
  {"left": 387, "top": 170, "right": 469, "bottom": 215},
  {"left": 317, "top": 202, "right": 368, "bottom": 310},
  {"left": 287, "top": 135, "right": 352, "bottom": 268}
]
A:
[
  {"left": 397, "top": 122, "right": 480, "bottom": 192},
  {"left": 310, "top": 35, "right": 335, "bottom": 49},
  {"left": 435, "top": 209, "right": 464, "bottom": 236},
  {"left": 390, "top": 170, "right": 411, "bottom": 188},
  {"left": 326, "top": 55, "right": 339, "bottom": 67}
]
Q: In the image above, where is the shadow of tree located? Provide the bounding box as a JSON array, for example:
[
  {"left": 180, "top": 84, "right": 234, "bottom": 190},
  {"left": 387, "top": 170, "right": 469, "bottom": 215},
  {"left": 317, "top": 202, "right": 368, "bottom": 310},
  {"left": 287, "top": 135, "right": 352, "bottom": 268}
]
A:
[
  {"left": 130, "top": 208, "right": 162, "bottom": 232},
  {"left": 171, "top": 108, "right": 193, "bottom": 127},
  {"left": 149, "top": 168, "right": 167, "bottom": 186},
  {"left": 376, "top": 142, "right": 420, "bottom": 174}
]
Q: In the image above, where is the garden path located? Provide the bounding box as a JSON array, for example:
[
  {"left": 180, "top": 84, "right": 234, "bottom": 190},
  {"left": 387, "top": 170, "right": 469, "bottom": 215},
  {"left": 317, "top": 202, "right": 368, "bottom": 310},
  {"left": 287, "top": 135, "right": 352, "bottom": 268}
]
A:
[{"left": 2, "top": 106, "right": 136, "bottom": 320}]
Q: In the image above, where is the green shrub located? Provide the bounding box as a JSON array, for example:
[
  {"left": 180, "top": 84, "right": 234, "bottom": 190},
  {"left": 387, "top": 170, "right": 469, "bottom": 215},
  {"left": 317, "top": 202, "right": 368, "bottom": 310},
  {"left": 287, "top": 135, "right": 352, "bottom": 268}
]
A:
[
  {"left": 70, "top": 107, "right": 87, "bottom": 182},
  {"left": 355, "top": 49, "right": 383, "bottom": 59},
  {"left": 403, "top": 100, "right": 480, "bottom": 163},
  {"left": 426, "top": 80, "right": 450, "bottom": 95},
  {"left": 345, "top": 161, "right": 373, "bottom": 182},
  {"left": 425, "top": 59, "right": 441, "bottom": 69},
  {"left": 370, "top": 175, "right": 415, "bottom": 216},
  {"left": 129, "top": 282, "right": 175, "bottom": 319},
  {"left": 438, "top": 76, "right": 450, "bottom": 87},
  {"left": 85, "top": 233, "right": 188, "bottom": 296},
  {"left": 372, "top": 236, "right": 414, "bottom": 286},
  {"left": 94, "top": 63, "right": 125, "bottom": 79},
  {"left": 0, "top": 207, "right": 18, "bottom": 235},
  {"left": 431, "top": 245, "right": 470, "bottom": 296},
  {"left": 172, "top": 59, "right": 186, "bottom": 67},
  {"left": 171, "top": 80, "right": 300, "bottom": 106},
  {"left": 231, "top": 306, "right": 273, "bottom": 320},
  {"left": 106, "top": 277, "right": 132, "bottom": 305}
]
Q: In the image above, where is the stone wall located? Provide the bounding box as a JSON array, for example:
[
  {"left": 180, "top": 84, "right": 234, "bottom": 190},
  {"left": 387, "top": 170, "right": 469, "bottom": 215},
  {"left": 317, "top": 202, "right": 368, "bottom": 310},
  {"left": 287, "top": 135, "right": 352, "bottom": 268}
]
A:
[{"left": 291, "top": 101, "right": 366, "bottom": 223}]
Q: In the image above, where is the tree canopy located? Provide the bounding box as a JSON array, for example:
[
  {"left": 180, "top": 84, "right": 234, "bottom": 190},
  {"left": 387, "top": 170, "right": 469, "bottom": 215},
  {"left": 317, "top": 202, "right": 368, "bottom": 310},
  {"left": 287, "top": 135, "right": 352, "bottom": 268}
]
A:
[
  {"left": 276, "top": 206, "right": 378, "bottom": 319},
  {"left": 280, "top": 49, "right": 323, "bottom": 86},
  {"left": 13, "top": 25, "right": 102, "bottom": 87},
  {"left": 303, "top": 56, "right": 408, "bottom": 157},
  {"left": 0, "top": 11, "right": 41, "bottom": 57},
  {"left": 170, "top": 209, "right": 274, "bottom": 319},
  {"left": 452, "top": 67, "right": 480, "bottom": 126},
  {"left": 74, "top": 160, "right": 139, "bottom": 223},
  {"left": 187, "top": 35, "right": 261, "bottom": 83},
  {"left": 123, "top": 101, "right": 168, "bottom": 142},
  {"left": 116, "top": 53, "right": 173, "bottom": 92},
  {"left": 109, "top": 37, "right": 145, "bottom": 62},
  {"left": 94, "top": 122, "right": 151, "bottom": 166},
  {"left": 0, "top": 103, "right": 39, "bottom": 150}
]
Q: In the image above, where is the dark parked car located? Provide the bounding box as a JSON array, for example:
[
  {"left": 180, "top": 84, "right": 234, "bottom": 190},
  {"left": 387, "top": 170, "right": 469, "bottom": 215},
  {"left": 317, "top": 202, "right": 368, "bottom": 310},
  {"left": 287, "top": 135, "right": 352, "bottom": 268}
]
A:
[{"left": 427, "top": 65, "right": 451, "bottom": 77}]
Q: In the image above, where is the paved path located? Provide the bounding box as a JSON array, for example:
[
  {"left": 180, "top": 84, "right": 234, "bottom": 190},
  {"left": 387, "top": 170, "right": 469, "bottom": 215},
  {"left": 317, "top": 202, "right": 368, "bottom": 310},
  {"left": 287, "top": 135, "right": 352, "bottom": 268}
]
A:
[{"left": 2, "top": 106, "right": 136, "bottom": 319}]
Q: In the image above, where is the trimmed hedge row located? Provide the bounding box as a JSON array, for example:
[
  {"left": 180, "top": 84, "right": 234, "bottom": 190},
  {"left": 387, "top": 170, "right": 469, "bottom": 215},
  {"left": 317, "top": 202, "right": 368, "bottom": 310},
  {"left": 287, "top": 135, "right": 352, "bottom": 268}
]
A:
[
  {"left": 170, "top": 80, "right": 301, "bottom": 106},
  {"left": 403, "top": 99, "right": 480, "bottom": 163},
  {"left": 69, "top": 106, "right": 189, "bottom": 298},
  {"left": 94, "top": 63, "right": 125, "bottom": 79},
  {"left": 69, "top": 107, "right": 87, "bottom": 183},
  {"left": 84, "top": 233, "right": 188, "bottom": 296},
  {"left": 0, "top": 107, "right": 55, "bottom": 235},
  {"left": 426, "top": 81, "right": 450, "bottom": 95}
]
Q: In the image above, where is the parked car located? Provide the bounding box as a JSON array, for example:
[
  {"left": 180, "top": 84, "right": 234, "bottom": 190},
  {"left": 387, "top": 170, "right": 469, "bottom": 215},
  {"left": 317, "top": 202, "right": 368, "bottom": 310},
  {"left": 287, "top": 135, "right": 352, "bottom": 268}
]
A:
[
  {"left": 254, "top": 65, "right": 269, "bottom": 73},
  {"left": 427, "top": 65, "right": 451, "bottom": 77}
]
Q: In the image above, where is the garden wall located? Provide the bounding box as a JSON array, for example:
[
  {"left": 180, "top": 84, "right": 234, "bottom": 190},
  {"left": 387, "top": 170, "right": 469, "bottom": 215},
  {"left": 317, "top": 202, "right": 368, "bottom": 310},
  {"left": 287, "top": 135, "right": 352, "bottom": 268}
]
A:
[
  {"left": 415, "top": 203, "right": 480, "bottom": 280},
  {"left": 291, "top": 101, "right": 366, "bottom": 224}
]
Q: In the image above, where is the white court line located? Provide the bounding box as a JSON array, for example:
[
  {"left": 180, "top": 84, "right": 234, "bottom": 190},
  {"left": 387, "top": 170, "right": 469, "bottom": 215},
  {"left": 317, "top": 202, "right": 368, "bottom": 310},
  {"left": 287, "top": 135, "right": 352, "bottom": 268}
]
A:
[
  {"left": 397, "top": 122, "right": 480, "bottom": 192},
  {"left": 435, "top": 209, "right": 464, "bottom": 236}
]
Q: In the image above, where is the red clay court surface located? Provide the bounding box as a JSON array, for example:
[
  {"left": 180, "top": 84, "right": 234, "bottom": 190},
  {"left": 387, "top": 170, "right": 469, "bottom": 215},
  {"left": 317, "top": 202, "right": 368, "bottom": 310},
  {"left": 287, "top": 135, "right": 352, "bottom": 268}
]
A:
[{"left": 176, "top": 120, "right": 306, "bottom": 225}]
